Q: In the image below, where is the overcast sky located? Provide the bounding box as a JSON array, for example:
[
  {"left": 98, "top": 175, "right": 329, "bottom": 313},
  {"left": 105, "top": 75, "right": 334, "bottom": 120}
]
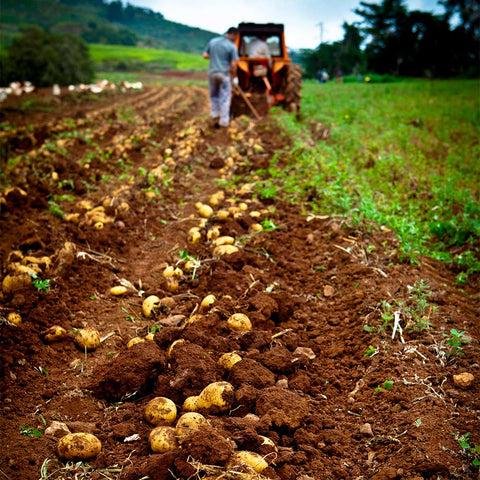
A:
[{"left": 128, "top": 0, "right": 444, "bottom": 49}]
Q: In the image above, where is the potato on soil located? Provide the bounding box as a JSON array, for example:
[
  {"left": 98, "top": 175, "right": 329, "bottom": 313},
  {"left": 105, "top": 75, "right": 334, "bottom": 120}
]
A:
[
  {"left": 175, "top": 412, "right": 210, "bottom": 443},
  {"left": 227, "top": 313, "right": 252, "bottom": 332},
  {"left": 7, "top": 312, "right": 22, "bottom": 326},
  {"left": 198, "top": 204, "right": 214, "bottom": 218},
  {"left": 57, "top": 433, "right": 101, "bottom": 460},
  {"left": 149, "top": 426, "right": 179, "bottom": 453},
  {"left": 42, "top": 325, "right": 68, "bottom": 343},
  {"left": 196, "top": 381, "right": 234, "bottom": 413},
  {"left": 74, "top": 328, "right": 101, "bottom": 351},
  {"left": 213, "top": 236, "right": 235, "bottom": 246},
  {"left": 227, "top": 450, "right": 268, "bottom": 472},
  {"left": 110, "top": 286, "right": 128, "bottom": 295},
  {"left": 213, "top": 245, "right": 239, "bottom": 256},
  {"left": 127, "top": 337, "right": 145, "bottom": 348},
  {"left": 144, "top": 397, "right": 177, "bottom": 425},
  {"left": 200, "top": 294, "right": 216, "bottom": 311},
  {"left": 182, "top": 395, "right": 200, "bottom": 412},
  {"left": 2, "top": 274, "right": 32, "bottom": 293},
  {"left": 142, "top": 295, "right": 161, "bottom": 317},
  {"left": 218, "top": 352, "right": 242, "bottom": 370}
]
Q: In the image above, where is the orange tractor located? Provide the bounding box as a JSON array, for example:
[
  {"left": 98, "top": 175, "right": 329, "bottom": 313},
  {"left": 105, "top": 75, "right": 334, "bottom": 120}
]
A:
[{"left": 232, "top": 22, "right": 302, "bottom": 117}]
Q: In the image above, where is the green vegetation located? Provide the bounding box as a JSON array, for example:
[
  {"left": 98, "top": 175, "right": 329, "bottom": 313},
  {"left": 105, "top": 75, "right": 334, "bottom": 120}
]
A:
[
  {"left": 444, "top": 328, "right": 471, "bottom": 357},
  {"left": 262, "top": 79, "right": 479, "bottom": 282},
  {"left": 375, "top": 380, "right": 394, "bottom": 392},
  {"left": 19, "top": 425, "right": 43, "bottom": 437},
  {"left": 454, "top": 432, "right": 480, "bottom": 466},
  {"left": 89, "top": 44, "right": 207, "bottom": 73},
  {"left": 30, "top": 274, "right": 51, "bottom": 293}
]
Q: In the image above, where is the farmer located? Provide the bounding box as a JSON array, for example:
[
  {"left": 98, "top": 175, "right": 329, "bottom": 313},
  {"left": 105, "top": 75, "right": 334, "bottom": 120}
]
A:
[{"left": 203, "top": 27, "right": 239, "bottom": 128}]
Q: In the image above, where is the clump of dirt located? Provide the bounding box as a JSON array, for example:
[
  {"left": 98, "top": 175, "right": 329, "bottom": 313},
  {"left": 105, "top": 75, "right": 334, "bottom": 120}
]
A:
[{"left": 0, "top": 84, "right": 478, "bottom": 480}]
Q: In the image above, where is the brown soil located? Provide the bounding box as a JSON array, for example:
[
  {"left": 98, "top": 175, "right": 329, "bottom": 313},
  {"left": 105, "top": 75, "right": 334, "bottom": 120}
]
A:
[{"left": 0, "top": 84, "right": 478, "bottom": 480}]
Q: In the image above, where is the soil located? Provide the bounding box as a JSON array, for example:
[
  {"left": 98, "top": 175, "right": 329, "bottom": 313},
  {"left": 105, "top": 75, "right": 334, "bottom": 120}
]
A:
[{"left": 0, "top": 81, "right": 479, "bottom": 480}]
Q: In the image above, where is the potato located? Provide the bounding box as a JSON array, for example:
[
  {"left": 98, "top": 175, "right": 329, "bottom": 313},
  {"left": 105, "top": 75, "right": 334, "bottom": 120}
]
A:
[
  {"left": 94, "top": 222, "right": 104, "bottom": 230},
  {"left": 227, "top": 313, "right": 252, "bottom": 332},
  {"left": 175, "top": 412, "right": 210, "bottom": 443},
  {"left": 127, "top": 337, "right": 145, "bottom": 348},
  {"left": 238, "top": 202, "right": 248, "bottom": 211},
  {"left": 196, "top": 381, "right": 234, "bottom": 413},
  {"left": 250, "top": 211, "right": 262, "bottom": 219},
  {"left": 249, "top": 223, "right": 263, "bottom": 233},
  {"left": 74, "top": 328, "right": 101, "bottom": 351},
  {"left": 42, "top": 325, "right": 68, "bottom": 343},
  {"left": 110, "top": 286, "right": 128, "bottom": 295},
  {"left": 144, "top": 397, "right": 177, "bottom": 425},
  {"left": 227, "top": 451, "right": 268, "bottom": 473},
  {"left": 142, "top": 295, "right": 161, "bottom": 317},
  {"left": 57, "top": 433, "right": 101, "bottom": 460},
  {"left": 188, "top": 227, "right": 202, "bottom": 244},
  {"left": 162, "top": 266, "right": 176, "bottom": 278},
  {"left": 213, "top": 236, "right": 235, "bottom": 246},
  {"left": 6, "top": 312, "right": 21, "bottom": 326},
  {"left": 149, "top": 426, "right": 178, "bottom": 453},
  {"left": 182, "top": 396, "right": 199, "bottom": 412},
  {"left": 186, "top": 314, "right": 204, "bottom": 325},
  {"left": 145, "top": 332, "right": 155, "bottom": 341},
  {"left": 200, "top": 294, "right": 216, "bottom": 311},
  {"left": 217, "top": 352, "right": 242, "bottom": 370},
  {"left": 216, "top": 209, "right": 230, "bottom": 220},
  {"left": 164, "top": 277, "right": 179, "bottom": 292},
  {"left": 2, "top": 274, "right": 32, "bottom": 293},
  {"left": 213, "top": 245, "right": 239, "bottom": 256},
  {"left": 198, "top": 204, "right": 214, "bottom": 218}
]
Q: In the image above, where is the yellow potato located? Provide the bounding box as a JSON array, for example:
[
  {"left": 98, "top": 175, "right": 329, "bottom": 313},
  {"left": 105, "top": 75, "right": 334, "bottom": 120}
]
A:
[
  {"left": 249, "top": 223, "right": 263, "bottom": 233},
  {"left": 145, "top": 332, "right": 155, "bottom": 341},
  {"left": 196, "top": 381, "right": 234, "bottom": 413},
  {"left": 213, "top": 245, "right": 239, "bottom": 256},
  {"left": 127, "top": 337, "right": 145, "bottom": 348},
  {"left": 57, "top": 433, "right": 102, "bottom": 460},
  {"left": 43, "top": 325, "right": 68, "bottom": 343},
  {"left": 175, "top": 412, "right": 210, "bottom": 443},
  {"left": 217, "top": 352, "right": 242, "bottom": 370},
  {"left": 227, "top": 451, "right": 268, "bottom": 473},
  {"left": 227, "top": 313, "right": 252, "bottom": 332},
  {"left": 167, "top": 339, "right": 185, "bottom": 358},
  {"left": 249, "top": 211, "right": 262, "bottom": 219},
  {"left": 142, "top": 295, "right": 161, "bottom": 317},
  {"left": 162, "top": 266, "right": 176, "bottom": 278},
  {"left": 94, "top": 222, "right": 104, "bottom": 230},
  {"left": 200, "top": 294, "right": 216, "bottom": 311},
  {"left": 149, "top": 426, "right": 178, "bottom": 453},
  {"left": 182, "top": 396, "right": 199, "bottom": 412},
  {"left": 144, "top": 397, "right": 177, "bottom": 425},
  {"left": 198, "top": 204, "right": 214, "bottom": 218},
  {"left": 164, "top": 277, "right": 179, "bottom": 292},
  {"left": 187, "top": 228, "right": 202, "bottom": 244},
  {"left": 216, "top": 209, "right": 230, "bottom": 220},
  {"left": 74, "top": 328, "right": 101, "bottom": 351},
  {"left": 2, "top": 274, "right": 32, "bottom": 293},
  {"left": 7, "top": 312, "right": 22, "bottom": 326},
  {"left": 186, "top": 314, "right": 204, "bottom": 325},
  {"left": 207, "top": 226, "right": 221, "bottom": 240},
  {"left": 213, "top": 236, "right": 235, "bottom": 246},
  {"left": 110, "top": 286, "right": 128, "bottom": 295}
]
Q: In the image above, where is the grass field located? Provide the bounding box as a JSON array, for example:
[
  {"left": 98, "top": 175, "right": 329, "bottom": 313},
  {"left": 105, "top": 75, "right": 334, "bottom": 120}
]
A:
[
  {"left": 89, "top": 44, "right": 207, "bottom": 72},
  {"left": 251, "top": 79, "right": 480, "bottom": 281}
]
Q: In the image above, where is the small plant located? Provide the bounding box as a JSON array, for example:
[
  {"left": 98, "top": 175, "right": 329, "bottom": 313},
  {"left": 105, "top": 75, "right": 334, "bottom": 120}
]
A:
[
  {"left": 20, "top": 425, "right": 42, "bottom": 437},
  {"left": 30, "top": 274, "right": 51, "bottom": 292},
  {"left": 363, "top": 345, "right": 378, "bottom": 357},
  {"left": 150, "top": 325, "right": 162, "bottom": 333},
  {"left": 414, "top": 418, "right": 422, "bottom": 428},
  {"left": 47, "top": 200, "right": 65, "bottom": 219},
  {"left": 261, "top": 217, "right": 278, "bottom": 231},
  {"left": 444, "top": 328, "right": 471, "bottom": 357},
  {"left": 36, "top": 365, "right": 49, "bottom": 375},
  {"left": 375, "top": 380, "right": 394, "bottom": 392},
  {"left": 121, "top": 306, "right": 135, "bottom": 323},
  {"left": 454, "top": 432, "right": 480, "bottom": 466}
]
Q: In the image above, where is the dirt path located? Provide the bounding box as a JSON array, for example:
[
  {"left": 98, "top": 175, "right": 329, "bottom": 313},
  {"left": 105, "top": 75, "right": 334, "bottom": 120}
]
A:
[{"left": 0, "top": 85, "right": 479, "bottom": 480}]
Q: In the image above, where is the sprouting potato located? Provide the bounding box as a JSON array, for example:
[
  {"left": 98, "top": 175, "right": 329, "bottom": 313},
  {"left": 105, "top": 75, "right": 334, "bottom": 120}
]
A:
[
  {"left": 213, "top": 245, "right": 239, "bottom": 256},
  {"left": 110, "top": 286, "right": 128, "bottom": 295},
  {"left": 145, "top": 332, "right": 155, "bottom": 341},
  {"left": 149, "top": 426, "right": 179, "bottom": 453},
  {"left": 213, "top": 236, "right": 235, "bottom": 246},
  {"left": 144, "top": 397, "right": 177, "bottom": 425},
  {"left": 200, "top": 294, "right": 216, "bottom": 311},
  {"left": 227, "top": 313, "right": 252, "bottom": 332},
  {"left": 175, "top": 412, "right": 210, "bottom": 443},
  {"left": 7, "top": 312, "right": 22, "bottom": 326},
  {"left": 217, "top": 352, "right": 242, "bottom": 370},
  {"left": 196, "top": 381, "right": 234, "bottom": 413},
  {"left": 57, "top": 433, "right": 102, "bottom": 460},
  {"left": 227, "top": 451, "right": 268, "bottom": 473},
  {"left": 127, "top": 337, "right": 145, "bottom": 348},
  {"left": 42, "top": 325, "right": 68, "bottom": 343},
  {"left": 74, "top": 328, "right": 101, "bottom": 351},
  {"left": 182, "top": 396, "right": 199, "bottom": 412},
  {"left": 142, "top": 295, "right": 161, "bottom": 317}
]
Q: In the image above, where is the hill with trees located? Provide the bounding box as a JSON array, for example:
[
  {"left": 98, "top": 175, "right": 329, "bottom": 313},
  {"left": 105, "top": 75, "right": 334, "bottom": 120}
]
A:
[{"left": 0, "top": 0, "right": 217, "bottom": 54}]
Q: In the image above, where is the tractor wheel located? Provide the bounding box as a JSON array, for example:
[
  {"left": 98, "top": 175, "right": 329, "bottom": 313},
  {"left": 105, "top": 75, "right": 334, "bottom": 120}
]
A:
[{"left": 284, "top": 63, "right": 302, "bottom": 113}]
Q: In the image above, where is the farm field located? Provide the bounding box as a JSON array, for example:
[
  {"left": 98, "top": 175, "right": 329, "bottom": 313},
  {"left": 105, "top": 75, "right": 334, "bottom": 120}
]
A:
[{"left": 0, "top": 78, "right": 479, "bottom": 480}]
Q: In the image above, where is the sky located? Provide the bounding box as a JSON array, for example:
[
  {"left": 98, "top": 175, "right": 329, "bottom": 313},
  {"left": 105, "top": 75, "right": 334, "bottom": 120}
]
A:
[{"left": 128, "top": 0, "right": 444, "bottom": 50}]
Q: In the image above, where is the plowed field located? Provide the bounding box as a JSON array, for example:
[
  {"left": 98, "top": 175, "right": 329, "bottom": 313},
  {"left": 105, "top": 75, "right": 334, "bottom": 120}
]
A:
[{"left": 0, "top": 84, "right": 478, "bottom": 480}]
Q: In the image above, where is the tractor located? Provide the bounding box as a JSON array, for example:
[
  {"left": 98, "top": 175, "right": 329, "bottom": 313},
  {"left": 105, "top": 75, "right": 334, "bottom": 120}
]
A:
[{"left": 232, "top": 22, "right": 302, "bottom": 118}]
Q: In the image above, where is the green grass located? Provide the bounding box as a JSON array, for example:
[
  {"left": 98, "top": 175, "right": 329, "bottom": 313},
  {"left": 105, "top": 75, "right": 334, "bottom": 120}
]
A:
[
  {"left": 89, "top": 44, "right": 208, "bottom": 73},
  {"left": 257, "top": 79, "right": 480, "bottom": 281}
]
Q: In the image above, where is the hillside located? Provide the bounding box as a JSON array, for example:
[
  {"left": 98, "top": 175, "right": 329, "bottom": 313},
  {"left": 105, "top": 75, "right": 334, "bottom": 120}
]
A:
[{"left": 0, "top": 0, "right": 218, "bottom": 54}]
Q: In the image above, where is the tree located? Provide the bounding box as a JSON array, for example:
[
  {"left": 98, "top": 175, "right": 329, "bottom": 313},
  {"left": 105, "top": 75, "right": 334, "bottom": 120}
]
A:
[{"left": 4, "top": 26, "right": 94, "bottom": 87}]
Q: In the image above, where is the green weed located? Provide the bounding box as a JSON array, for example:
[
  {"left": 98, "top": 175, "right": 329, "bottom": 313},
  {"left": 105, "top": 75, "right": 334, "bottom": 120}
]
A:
[
  {"left": 20, "top": 425, "right": 43, "bottom": 437},
  {"left": 375, "top": 380, "right": 394, "bottom": 392},
  {"left": 30, "top": 274, "right": 51, "bottom": 292},
  {"left": 47, "top": 200, "right": 65, "bottom": 219},
  {"left": 454, "top": 432, "right": 480, "bottom": 466},
  {"left": 444, "top": 328, "right": 471, "bottom": 357}
]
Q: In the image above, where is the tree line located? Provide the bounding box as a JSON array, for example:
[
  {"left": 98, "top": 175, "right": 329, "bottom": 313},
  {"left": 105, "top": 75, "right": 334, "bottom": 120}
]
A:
[{"left": 302, "top": 0, "right": 479, "bottom": 79}]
